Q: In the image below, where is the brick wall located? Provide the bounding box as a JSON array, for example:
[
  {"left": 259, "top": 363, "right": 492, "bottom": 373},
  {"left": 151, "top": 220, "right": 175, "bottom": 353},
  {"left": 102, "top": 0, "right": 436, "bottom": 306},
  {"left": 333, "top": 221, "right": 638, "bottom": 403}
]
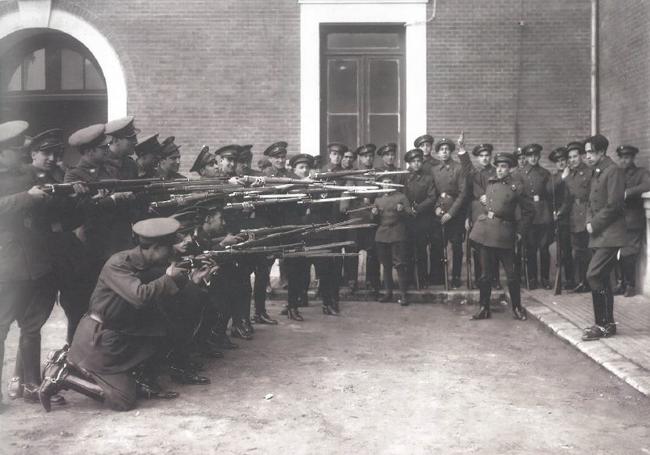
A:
[
  {"left": 58, "top": 0, "right": 301, "bottom": 173},
  {"left": 426, "top": 0, "right": 592, "bottom": 166},
  {"left": 598, "top": 0, "right": 650, "bottom": 168}
]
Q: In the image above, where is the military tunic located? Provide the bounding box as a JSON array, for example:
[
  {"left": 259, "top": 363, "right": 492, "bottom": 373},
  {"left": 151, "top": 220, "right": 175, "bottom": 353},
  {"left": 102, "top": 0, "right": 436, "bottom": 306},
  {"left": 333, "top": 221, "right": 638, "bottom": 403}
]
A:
[
  {"left": 404, "top": 169, "right": 437, "bottom": 286},
  {"left": 621, "top": 164, "right": 650, "bottom": 257}
]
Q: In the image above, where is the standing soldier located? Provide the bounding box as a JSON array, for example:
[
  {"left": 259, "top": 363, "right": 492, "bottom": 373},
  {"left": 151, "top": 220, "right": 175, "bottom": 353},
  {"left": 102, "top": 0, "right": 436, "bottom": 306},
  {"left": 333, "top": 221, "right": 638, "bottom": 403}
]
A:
[
  {"left": 372, "top": 175, "right": 415, "bottom": 305},
  {"left": 340, "top": 147, "right": 361, "bottom": 290},
  {"left": 581, "top": 134, "right": 626, "bottom": 341},
  {"left": 323, "top": 143, "right": 346, "bottom": 172},
  {"left": 263, "top": 141, "right": 290, "bottom": 177},
  {"left": 558, "top": 141, "right": 592, "bottom": 293},
  {"left": 403, "top": 149, "right": 437, "bottom": 288},
  {"left": 0, "top": 121, "right": 59, "bottom": 409},
  {"left": 519, "top": 143, "right": 553, "bottom": 290},
  {"left": 104, "top": 115, "right": 140, "bottom": 179},
  {"left": 189, "top": 146, "right": 218, "bottom": 178},
  {"left": 469, "top": 152, "right": 534, "bottom": 320},
  {"left": 615, "top": 145, "right": 650, "bottom": 297},
  {"left": 415, "top": 134, "right": 440, "bottom": 174},
  {"left": 431, "top": 138, "right": 468, "bottom": 288},
  {"left": 156, "top": 137, "right": 186, "bottom": 180},
  {"left": 514, "top": 147, "right": 526, "bottom": 171},
  {"left": 135, "top": 133, "right": 163, "bottom": 179},
  {"left": 549, "top": 146, "right": 575, "bottom": 290}
]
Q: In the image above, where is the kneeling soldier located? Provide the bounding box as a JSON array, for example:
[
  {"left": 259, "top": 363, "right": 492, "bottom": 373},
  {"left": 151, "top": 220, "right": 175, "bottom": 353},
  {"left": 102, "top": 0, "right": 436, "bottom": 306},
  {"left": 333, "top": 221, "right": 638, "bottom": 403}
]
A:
[{"left": 469, "top": 153, "right": 534, "bottom": 320}]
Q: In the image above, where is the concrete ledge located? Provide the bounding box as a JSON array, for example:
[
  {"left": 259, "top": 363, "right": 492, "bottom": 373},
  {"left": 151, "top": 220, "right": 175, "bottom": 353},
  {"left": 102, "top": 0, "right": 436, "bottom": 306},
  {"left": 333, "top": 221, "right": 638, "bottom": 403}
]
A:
[{"left": 523, "top": 291, "right": 650, "bottom": 397}]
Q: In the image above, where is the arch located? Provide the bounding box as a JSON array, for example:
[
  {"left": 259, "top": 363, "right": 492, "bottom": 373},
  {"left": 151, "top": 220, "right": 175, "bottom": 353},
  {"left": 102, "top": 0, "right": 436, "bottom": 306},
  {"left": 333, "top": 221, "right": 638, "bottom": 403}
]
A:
[{"left": 0, "top": 7, "right": 127, "bottom": 120}]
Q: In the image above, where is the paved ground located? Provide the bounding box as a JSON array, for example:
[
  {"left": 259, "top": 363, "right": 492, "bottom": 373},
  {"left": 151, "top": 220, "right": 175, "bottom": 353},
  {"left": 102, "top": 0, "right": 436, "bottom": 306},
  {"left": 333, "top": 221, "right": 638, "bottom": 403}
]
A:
[
  {"left": 524, "top": 288, "right": 650, "bottom": 396},
  {"left": 1, "top": 299, "right": 650, "bottom": 455}
]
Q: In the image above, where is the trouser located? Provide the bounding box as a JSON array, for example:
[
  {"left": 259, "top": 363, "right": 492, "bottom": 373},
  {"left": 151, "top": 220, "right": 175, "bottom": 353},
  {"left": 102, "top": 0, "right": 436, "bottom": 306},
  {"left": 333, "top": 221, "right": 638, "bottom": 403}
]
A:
[
  {"left": 430, "top": 218, "right": 464, "bottom": 284},
  {"left": 570, "top": 231, "right": 591, "bottom": 285},
  {"left": 342, "top": 243, "right": 359, "bottom": 284},
  {"left": 242, "top": 259, "right": 272, "bottom": 315},
  {"left": 286, "top": 257, "right": 310, "bottom": 309},
  {"left": 204, "top": 266, "right": 239, "bottom": 336},
  {"left": 477, "top": 245, "right": 520, "bottom": 310},
  {"left": 472, "top": 239, "right": 501, "bottom": 287},
  {"left": 313, "top": 257, "right": 341, "bottom": 306},
  {"left": 526, "top": 223, "right": 551, "bottom": 282},
  {"left": 377, "top": 241, "right": 408, "bottom": 295},
  {"left": 586, "top": 247, "right": 618, "bottom": 325},
  {"left": 407, "top": 226, "right": 431, "bottom": 288},
  {"left": 558, "top": 224, "right": 575, "bottom": 284},
  {"left": 5, "top": 275, "right": 57, "bottom": 387},
  {"left": 620, "top": 229, "right": 643, "bottom": 288},
  {"left": 356, "top": 230, "right": 380, "bottom": 290}
]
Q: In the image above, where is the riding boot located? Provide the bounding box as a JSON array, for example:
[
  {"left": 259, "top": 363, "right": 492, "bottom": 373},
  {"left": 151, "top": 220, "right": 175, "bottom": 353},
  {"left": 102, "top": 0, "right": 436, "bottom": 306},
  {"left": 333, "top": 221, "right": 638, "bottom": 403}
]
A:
[
  {"left": 397, "top": 267, "right": 409, "bottom": 306},
  {"left": 472, "top": 282, "right": 491, "bottom": 320},
  {"left": 590, "top": 290, "right": 605, "bottom": 326},
  {"left": 508, "top": 280, "right": 526, "bottom": 320}
]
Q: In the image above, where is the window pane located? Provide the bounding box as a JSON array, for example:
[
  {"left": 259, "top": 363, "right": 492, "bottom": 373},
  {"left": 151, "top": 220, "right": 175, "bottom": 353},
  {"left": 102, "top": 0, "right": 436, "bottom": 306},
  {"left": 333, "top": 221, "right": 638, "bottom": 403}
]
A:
[
  {"left": 369, "top": 60, "right": 399, "bottom": 113},
  {"left": 369, "top": 115, "right": 399, "bottom": 154},
  {"left": 24, "top": 49, "right": 45, "bottom": 91},
  {"left": 328, "top": 59, "right": 357, "bottom": 113},
  {"left": 61, "top": 48, "right": 84, "bottom": 90},
  {"left": 7, "top": 66, "right": 21, "bottom": 91},
  {"left": 328, "top": 115, "right": 358, "bottom": 150},
  {"left": 84, "top": 59, "right": 105, "bottom": 90},
  {"left": 327, "top": 33, "right": 400, "bottom": 50}
]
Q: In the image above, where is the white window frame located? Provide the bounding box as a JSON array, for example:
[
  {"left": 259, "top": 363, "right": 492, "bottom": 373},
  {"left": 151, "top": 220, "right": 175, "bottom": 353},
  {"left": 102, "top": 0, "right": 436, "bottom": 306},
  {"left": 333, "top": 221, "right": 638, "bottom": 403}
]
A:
[{"left": 299, "top": 0, "right": 428, "bottom": 155}]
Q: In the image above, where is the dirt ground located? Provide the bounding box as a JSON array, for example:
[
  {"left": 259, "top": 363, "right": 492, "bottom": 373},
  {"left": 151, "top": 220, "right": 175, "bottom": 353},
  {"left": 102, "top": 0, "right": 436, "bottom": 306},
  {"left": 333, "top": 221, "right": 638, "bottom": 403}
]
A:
[{"left": 1, "top": 299, "right": 649, "bottom": 455}]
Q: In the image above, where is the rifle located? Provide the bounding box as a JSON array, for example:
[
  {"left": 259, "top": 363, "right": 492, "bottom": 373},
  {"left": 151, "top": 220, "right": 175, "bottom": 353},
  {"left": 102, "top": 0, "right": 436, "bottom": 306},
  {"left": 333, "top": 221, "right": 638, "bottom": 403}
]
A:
[
  {"left": 465, "top": 226, "right": 473, "bottom": 290},
  {"left": 441, "top": 224, "right": 449, "bottom": 291},
  {"left": 345, "top": 205, "right": 374, "bottom": 215},
  {"left": 520, "top": 236, "right": 530, "bottom": 290},
  {"left": 552, "top": 177, "right": 562, "bottom": 295}
]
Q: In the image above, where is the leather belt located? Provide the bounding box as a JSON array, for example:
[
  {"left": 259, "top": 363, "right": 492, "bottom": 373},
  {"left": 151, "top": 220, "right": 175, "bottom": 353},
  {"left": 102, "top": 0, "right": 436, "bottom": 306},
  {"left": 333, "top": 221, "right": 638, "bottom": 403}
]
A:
[{"left": 487, "top": 211, "right": 513, "bottom": 223}]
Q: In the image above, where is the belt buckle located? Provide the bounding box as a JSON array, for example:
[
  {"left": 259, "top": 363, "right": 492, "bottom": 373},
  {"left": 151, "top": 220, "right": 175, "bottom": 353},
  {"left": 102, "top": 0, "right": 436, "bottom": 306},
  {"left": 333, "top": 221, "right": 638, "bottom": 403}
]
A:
[
  {"left": 487, "top": 211, "right": 495, "bottom": 219},
  {"left": 441, "top": 192, "right": 448, "bottom": 198}
]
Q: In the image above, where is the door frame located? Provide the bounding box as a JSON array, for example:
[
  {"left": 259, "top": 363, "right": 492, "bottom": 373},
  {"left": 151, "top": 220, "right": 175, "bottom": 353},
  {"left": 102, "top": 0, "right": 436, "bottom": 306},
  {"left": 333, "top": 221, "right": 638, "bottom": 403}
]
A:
[{"left": 299, "top": 0, "right": 427, "bottom": 157}]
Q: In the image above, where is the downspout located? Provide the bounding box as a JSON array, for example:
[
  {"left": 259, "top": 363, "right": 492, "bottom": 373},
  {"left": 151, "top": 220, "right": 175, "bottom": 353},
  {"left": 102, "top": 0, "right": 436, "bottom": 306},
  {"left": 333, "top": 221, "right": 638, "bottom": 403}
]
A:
[{"left": 591, "top": 0, "right": 598, "bottom": 134}]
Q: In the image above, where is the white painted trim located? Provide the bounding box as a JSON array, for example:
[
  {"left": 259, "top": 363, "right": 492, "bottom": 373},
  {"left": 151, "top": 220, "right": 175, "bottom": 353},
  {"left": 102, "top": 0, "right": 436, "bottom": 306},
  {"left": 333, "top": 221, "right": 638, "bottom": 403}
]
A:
[
  {"left": 300, "top": 2, "right": 427, "bottom": 156},
  {"left": 0, "top": 8, "right": 127, "bottom": 120}
]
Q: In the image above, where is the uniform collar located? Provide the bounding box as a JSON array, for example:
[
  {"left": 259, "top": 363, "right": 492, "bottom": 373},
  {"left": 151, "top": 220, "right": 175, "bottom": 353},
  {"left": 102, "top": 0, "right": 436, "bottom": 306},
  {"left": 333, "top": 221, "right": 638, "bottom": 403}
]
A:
[
  {"left": 126, "top": 247, "right": 148, "bottom": 271},
  {"left": 594, "top": 155, "right": 614, "bottom": 175}
]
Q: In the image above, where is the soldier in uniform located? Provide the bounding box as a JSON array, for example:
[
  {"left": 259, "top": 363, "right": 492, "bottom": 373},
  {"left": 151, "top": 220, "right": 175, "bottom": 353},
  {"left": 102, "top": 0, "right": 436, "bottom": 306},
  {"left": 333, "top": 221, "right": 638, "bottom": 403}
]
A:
[
  {"left": 340, "top": 147, "right": 360, "bottom": 289},
  {"left": 189, "top": 146, "right": 218, "bottom": 177},
  {"left": 581, "top": 134, "right": 626, "bottom": 341},
  {"left": 549, "top": 146, "right": 575, "bottom": 290},
  {"left": 415, "top": 134, "right": 440, "bottom": 174},
  {"left": 0, "top": 121, "right": 60, "bottom": 409},
  {"left": 403, "top": 149, "right": 437, "bottom": 288},
  {"left": 615, "top": 145, "right": 650, "bottom": 297},
  {"left": 515, "top": 147, "right": 526, "bottom": 170},
  {"left": 431, "top": 138, "right": 468, "bottom": 288},
  {"left": 372, "top": 175, "right": 414, "bottom": 305},
  {"left": 558, "top": 141, "right": 592, "bottom": 292},
  {"left": 519, "top": 143, "right": 553, "bottom": 290},
  {"left": 156, "top": 136, "right": 186, "bottom": 180},
  {"left": 135, "top": 133, "right": 163, "bottom": 179},
  {"left": 263, "top": 141, "right": 290, "bottom": 177},
  {"left": 341, "top": 147, "right": 356, "bottom": 172},
  {"left": 457, "top": 142, "right": 503, "bottom": 289},
  {"left": 469, "top": 152, "right": 534, "bottom": 320},
  {"left": 39, "top": 218, "right": 212, "bottom": 411},
  {"left": 322, "top": 143, "right": 346, "bottom": 172},
  {"left": 104, "top": 116, "right": 140, "bottom": 179}
]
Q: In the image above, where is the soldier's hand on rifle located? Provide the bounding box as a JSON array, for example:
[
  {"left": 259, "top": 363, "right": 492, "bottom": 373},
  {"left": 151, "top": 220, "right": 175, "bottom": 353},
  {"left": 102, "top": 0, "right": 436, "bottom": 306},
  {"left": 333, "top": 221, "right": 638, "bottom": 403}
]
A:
[
  {"left": 562, "top": 166, "right": 570, "bottom": 179},
  {"left": 71, "top": 183, "right": 90, "bottom": 195},
  {"left": 219, "top": 233, "right": 245, "bottom": 247},
  {"left": 93, "top": 188, "right": 110, "bottom": 199},
  {"left": 166, "top": 262, "right": 187, "bottom": 279},
  {"left": 396, "top": 202, "right": 404, "bottom": 212},
  {"left": 371, "top": 207, "right": 379, "bottom": 216},
  {"left": 190, "top": 264, "right": 212, "bottom": 285},
  {"left": 363, "top": 197, "right": 371, "bottom": 205},
  {"left": 553, "top": 210, "right": 559, "bottom": 221},
  {"left": 28, "top": 186, "right": 49, "bottom": 200},
  {"left": 457, "top": 131, "right": 465, "bottom": 148},
  {"left": 586, "top": 223, "right": 593, "bottom": 234},
  {"left": 110, "top": 191, "right": 135, "bottom": 202},
  {"left": 435, "top": 207, "right": 444, "bottom": 217},
  {"left": 516, "top": 233, "right": 522, "bottom": 242},
  {"left": 479, "top": 194, "right": 487, "bottom": 206},
  {"left": 465, "top": 218, "right": 470, "bottom": 231},
  {"left": 441, "top": 213, "right": 452, "bottom": 224}
]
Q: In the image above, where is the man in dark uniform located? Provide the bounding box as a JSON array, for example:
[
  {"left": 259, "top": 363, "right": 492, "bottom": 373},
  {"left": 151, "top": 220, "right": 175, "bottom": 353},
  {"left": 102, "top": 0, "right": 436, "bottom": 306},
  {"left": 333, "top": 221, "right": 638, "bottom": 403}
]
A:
[
  {"left": 457, "top": 141, "right": 502, "bottom": 289},
  {"left": 341, "top": 147, "right": 357, "bottom": 172},
  {"left": 189, "top": 145, "right": 218, "bottom": 177},
  {"left": 558, "top": 141, "right": 592, "bottom": 292},
  {"left": 263, "top": 141, "right": 290, "bottom": 177},
  {"left": 431, "top": 138, "right": 468, "bottom": 288},
  {"left": 156, "top": 136, "right": 185, "bottom": 180},
  {"left": 581, "top": 134, "right": 626, "bottom": 341},
  {"left": 64, "top": 124, "right": 135, "bottom": 275},
  {"left": 236, "top": 144, "right": 262, "bottom": 177},
  {"left": 470, "top": 152, "right": 534, "bottom": 320},
  {"left": 515, "top": 147, "right": 526, "bottom": 170},
  {"left": 0, "top": 121, "right": 58, "bottom": 409},
  {"left": 549, "top": 146, "right": 575, "bottom": 290},
  {"left": 105, "top": 115, "right": 140, "bottom": 179},
  {"left": 339, "top": 147, "right": 359, "bottom": 289},
  {"left": 135, "top": 133, "right": 162, "bottom": 179},
  {"left": 615, "top": 145, "right": 650, "bottom": 297},
  {"left": 342, "top": 144, "right": 381, "bottom": 296},
  {"left": 403, "top": 148, "right": 437, "bottom": 288},
  {"left": 39, "top": 218, "right": 211, "bottom": 411},
  {"left": 415, "top": 134, "right": 440, "bottom": 174},
  {"left": 519, "top": 143, "right": 553, "bottom": 290}
]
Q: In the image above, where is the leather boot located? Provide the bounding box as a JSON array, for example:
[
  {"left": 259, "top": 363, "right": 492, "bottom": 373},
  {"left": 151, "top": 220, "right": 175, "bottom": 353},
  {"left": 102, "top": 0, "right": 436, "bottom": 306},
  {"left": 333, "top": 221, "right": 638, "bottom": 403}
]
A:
[
  {"left": 397, "top": 268, "right": 410, "bottom": 306},
  {"left": 330, "top": 300, "right": 341, "bottom": 316},
  {"left": 472, "top": 283, "right": 491, "bottom": 320},
  {"left": 287, "top": 307, "right": 304, "bottom": 321},
  {"left": 591, "top": 290, "right": 605, "bottom": 326},
  {"left": 509, "top": 281, "right": 527, "bottom": 320}
]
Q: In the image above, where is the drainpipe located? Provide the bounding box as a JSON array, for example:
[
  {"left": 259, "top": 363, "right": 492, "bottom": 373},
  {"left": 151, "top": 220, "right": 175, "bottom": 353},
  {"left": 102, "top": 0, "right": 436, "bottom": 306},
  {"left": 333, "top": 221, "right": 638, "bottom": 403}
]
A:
[{"left": 591, "top": 0, "right": 598, "bottom": 134}]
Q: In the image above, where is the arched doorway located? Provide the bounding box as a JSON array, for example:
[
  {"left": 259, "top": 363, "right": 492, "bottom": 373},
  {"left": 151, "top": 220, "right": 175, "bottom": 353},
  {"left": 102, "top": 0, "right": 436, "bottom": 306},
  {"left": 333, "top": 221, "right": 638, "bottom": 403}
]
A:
[{"left": 0, "top": 30, "right": 107, "bottom": 165}]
